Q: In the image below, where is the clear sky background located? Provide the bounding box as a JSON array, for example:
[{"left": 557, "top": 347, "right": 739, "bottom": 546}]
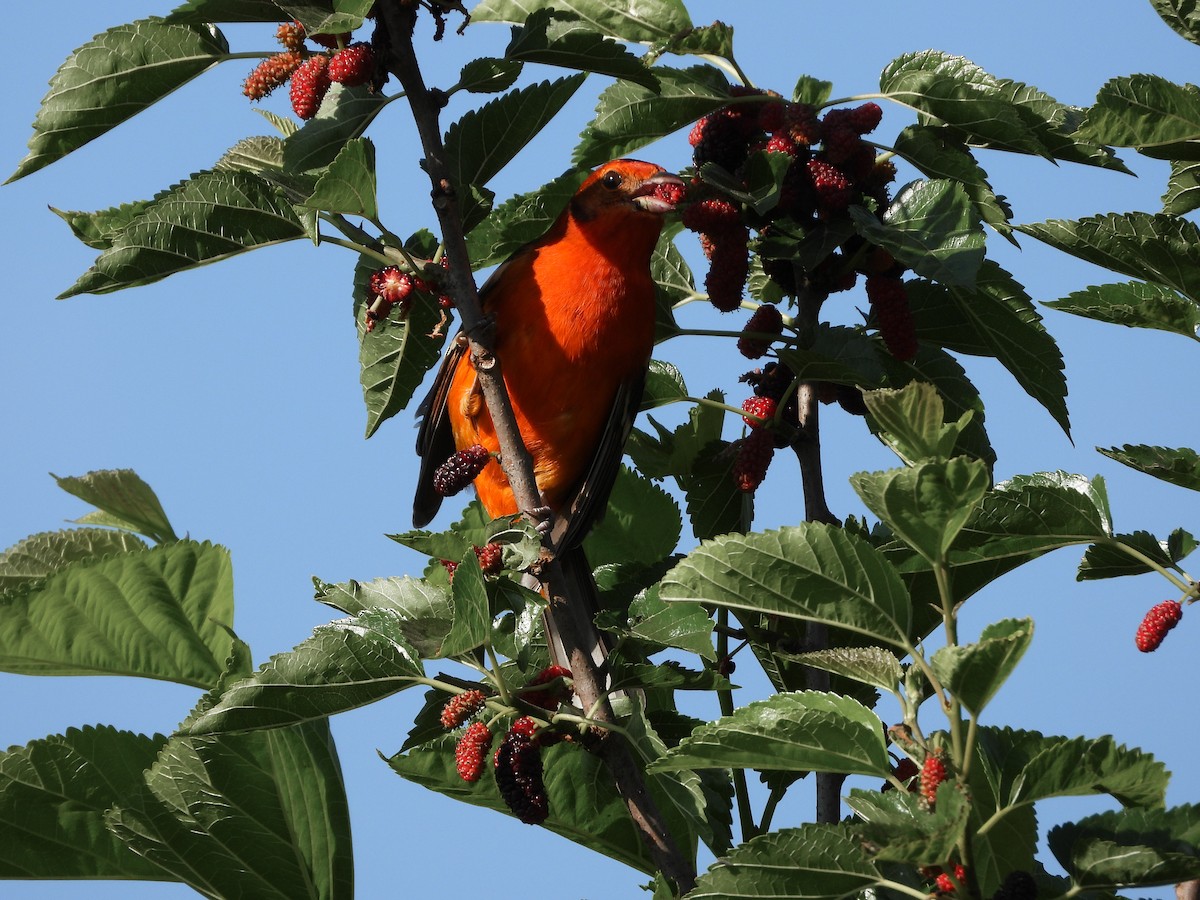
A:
[{"left": 1, "top": 2, "right": 1197, "bottom": 898}]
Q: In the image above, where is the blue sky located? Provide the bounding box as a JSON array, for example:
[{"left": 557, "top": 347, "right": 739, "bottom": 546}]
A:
[{"left": 1, "top": 2, "right": 1197, "bottom": 898}]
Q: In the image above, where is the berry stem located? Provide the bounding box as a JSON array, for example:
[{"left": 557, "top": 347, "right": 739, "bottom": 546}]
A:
[
  {"left": 317, "top": 234, "right": 396, "bottom": 268},
  {"left": 933, "top": 560, "right": 967, "bottom": 767},
  {"left": 1099, "top": 535, "right": 1194, "bottom": 593},
  {"left": 820, "top": 91, "right": 890, "bottom": 109}
]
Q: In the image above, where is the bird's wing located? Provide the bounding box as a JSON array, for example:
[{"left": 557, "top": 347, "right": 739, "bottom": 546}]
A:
[{"left": 549, "top": 366, "right": 648, "bottom": 553}]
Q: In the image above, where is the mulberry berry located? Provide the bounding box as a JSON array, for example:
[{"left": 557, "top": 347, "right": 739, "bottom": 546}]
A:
[
  {"left": 276, "top": 21, "right": 306, "bottom": 52},
  {"left": 653, "top": 180, "right": 687, "bottom": 207},
  {"left": 454, "top": 722, "right": 492, "bottom": 782},
  {"left": 741, "top": 396, "right": 778, "bottom": 429},
  {"left": 993, "top": 870, "right": 1038, "bottom": 900},
  {"left": 808, "top": 159, "right": 854, "bottom": 213},
  {"left": 733, "top": 427, "right": 775, "bottom": 492},
  {"left": 848, "top": 102, "right": 883, "bottom": 135},
  {"left": 704, "top": 227, "right": 750, "bottom": 312},
  {"left": 370, "top": 266, "right": 414, "bottom": 306},
  {"left": 1135, "top": 599, "right": 1183, "bottom": 652},
  {"left": 290, "top": 54, "right": 331, "bottom": 120},
  {"left": 866, "top": 275, "right": 918, "bottom": 361},
  {"left": 473, "top": 542, "right": 503, "bottom": 575},
  {"left": 509, "top": 716, "right": 540, "bottom": 739},
  {"left": 440, "top": 689, "right": 487, "bottom": 729},
  {"left": 243, "top": 51, "right": 305, "bottom": 100},
  {"left": 681, "top": 197, "right": 742, "bottom": 235},
  {"left": 493, "top": 730, "right": 549, "bottom": 824},
  {"left": 523, "top": 665, "right": 572, "bottom": 710},
  {"left": 920, "top": 751, "right": 947, "bottom": 807},
  {"left": 936, "top": 864, "right": 967, "bottom": 895},
  {"left": 690, "top": 108, "right": 757, "bottom": 172},
  {"left": 783, "top": 103, "right": 822, "bottom": 146},
  {"left": 738, "top": 304, "right": 784, "bottom": 358},
  {"left": 883, "top": 756, "right": 920, "bottom": 792},
  {"left": 328, "top": 42, "right": 374, "bottom": 86},
  {"left": 433, "top": 444, "right": 492, "bottom": 497}
]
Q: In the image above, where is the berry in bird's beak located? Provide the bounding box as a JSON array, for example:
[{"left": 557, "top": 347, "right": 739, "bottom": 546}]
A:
[{"left": 632, "top": 172, "right": 686, "bottom": 213}]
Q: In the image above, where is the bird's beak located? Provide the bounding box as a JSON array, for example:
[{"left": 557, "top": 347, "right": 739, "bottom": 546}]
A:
[{"left": 631, "top": 172, "right": 686, "bottom": 214}]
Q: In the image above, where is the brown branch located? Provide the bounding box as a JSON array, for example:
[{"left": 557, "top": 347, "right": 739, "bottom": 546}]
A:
[{"left": 376, "top": 3, "right": 695, "bottom": 891}]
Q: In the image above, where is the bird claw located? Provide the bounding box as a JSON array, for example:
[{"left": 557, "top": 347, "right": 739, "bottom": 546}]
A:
[{"left": 526, "top": 505, "right": 553, "bottom": 536}]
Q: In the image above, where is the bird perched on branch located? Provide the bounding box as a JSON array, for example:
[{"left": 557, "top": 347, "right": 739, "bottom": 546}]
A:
[{"left": 413, "top": 158, "right": 684, "bottom": 668}]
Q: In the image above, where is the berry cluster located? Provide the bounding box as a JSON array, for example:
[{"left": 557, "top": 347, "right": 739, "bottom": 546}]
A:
[
  {"left": 433, "top": 444, "right": 492, "bottom": 497},
  {"left": 919, "top": 750, "right": 947, "bottom": 809},
  {"left": 1134, "top": 599, "right": 1183, "bottom": 652},
  {"left": 935, "top": 863, "right": 968, "bottom": 895},
  {"left": 242, "top": 20, "right": 377, "bottom": 120},
  {"left": 493, "top": 719, "right": 550, "bottom": 825}
]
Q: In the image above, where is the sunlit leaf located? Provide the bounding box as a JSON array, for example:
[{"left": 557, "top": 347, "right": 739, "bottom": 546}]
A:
[
  {"left": 472, "top": 0, "right": 691, "bottom": 43},
  {"left": 1043, "top": 281, "right": 1200, "bottom": 340}
]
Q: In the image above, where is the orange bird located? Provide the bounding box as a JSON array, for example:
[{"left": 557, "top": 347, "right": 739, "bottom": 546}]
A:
[{"left": 413, "top": 159, "right": 683, "bottom": 661}]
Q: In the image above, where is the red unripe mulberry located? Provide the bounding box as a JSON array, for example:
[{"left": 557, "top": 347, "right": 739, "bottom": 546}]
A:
[
  {"left": 523, "top": 665, "right": 572, "bottom": 709},
  {"left": 936, "top": 864, "right": 967, "bottom": 894},
  {"left": 441, "top": 689, "right": 487, "bottom": 729},
  {"left": 243, "top": 51, "right": 305, "bottom": 100},
  {"left": 276, "top": 21, "right": 306, "bottom": 52},
  {"left": 328, "top": 42, "right": 374, "bottom": 86},
  {"left": 454, "top": 722, "right": 492, "bottom": 782},
  {"left": 741, "top": 396, "right": 778, "bottom": 429},
  {"left": 472, "top": 542, "right": 503, "bottom": 575},
  {"left": 1135, "top": 599, "right": 1183, "bottom": 652},
  {"left": 920, "top": 751, "right": 947, "bottom": 807},
  {"left": 290, "top": 54, "right": 331, "bottom": 120},
  {"left": 808, "top": 159, "right": 854, "bottom": 213}
]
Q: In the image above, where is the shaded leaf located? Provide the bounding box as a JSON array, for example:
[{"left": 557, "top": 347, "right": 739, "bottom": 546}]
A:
[
  {"left": 574, "top": 64, "right": 731, "bottom": 167},
  {"left": 505, "top": 10, "right": 658, "bottom": 88},
  {"left": 1079, "top": 529, "right": 1196, "bottom": 580},
  {"left": 472, "top": 0, "right": 691, "bottom": 43},
  {"left": 0, "top": 540, "right": 234, "bottom": 688},
  {"left": 627, "top": 590, "right": 714, "bottom": 661},
  {"left": 1043, "top": 281, "right": 1200, "bottom": 340},
  {"left": 0, "top": 727, "right": 167, "bottom": 880},
  {"left": 651, "top": 691, "right": 890, "bottom": 776},
  {"left": 1048, "top": 804, "right": 1200, "bottom": 890},
  {"left": 54, "top": 469, "right": 177, "bottom": 542},
  {"left": 465, "top": 168, "right": 586, "bottom": 268},
  {"left": 1150, "top": 0, "right": 1200, "bottom": 45},
  {"left": 107, "top": 722, "right": 352, "bottom": 900},
  {"left": 10, "top": 18, "right": 230, "bottom": 181},
  {"left": 847, "top": 784, "right": 970, "bottom": 865},
  {"left": 775, "top": 324, "right": 885, "bottom": 387},
  {"left": 641, "top": 359, "right": 687, "bottom": 410},
  {"left": 186, "top": 608, "right": 425, "bottom": 734},
  {"left": 1099, "top": 444, "right": 1200, "bottom": 492},
  {"left": 455, "top": 57, "right": 523, "bottom": 94},
  {"left": 584, "top": 466, "right": 681, "bottom": 570},
  {"left": 1163, "top": 158, "right": 1200, "bottom": 214},
  {"left": 440, "top": 551, "right": 492, "bottom": 658},
  {"left": 282, "top": 84, "right": 387, "bottom": 173}
]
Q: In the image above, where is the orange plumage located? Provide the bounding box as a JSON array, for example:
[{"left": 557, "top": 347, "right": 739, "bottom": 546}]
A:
[{"left": 414, "top": 159, "right": 683, "bottom": 544}]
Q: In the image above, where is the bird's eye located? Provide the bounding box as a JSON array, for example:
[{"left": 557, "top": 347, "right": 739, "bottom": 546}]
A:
[{"left": 602, "top": 170, "right": 623, "bottom": 189}]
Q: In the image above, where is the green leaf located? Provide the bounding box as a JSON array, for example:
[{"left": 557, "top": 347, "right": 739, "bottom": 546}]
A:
[
  {"left": 0, "top": 727, "right": 168, "bottom": 879},
  {"left": 439, "top": 552, "right": 492, "bottom": 658},
  {"left": 186, "top": 607, "right": 425, "bottom": 734},
  {"left": 1151, "top": 0, "right": 1200, "bottom": 44},
  {"left": 699, "top": 150, "right": 793, "bottom": 216},
  {"left": 0, "top": 529, "right": 148, "bottom": 591},
  {"left": 54, "top": 469, "right": 178, "bottom": 542},
  {"left": 107, "top": 722, "right": 353, "bottom": 900},
  {"left": 651, "top": 691, "right": 890, "bottom": 776},
  {"left": 52, "top": 199, "right": 159, "bottom": 251},
  {"left": 583, "top": 466, "right": 682, "bottom": 569},
  {"left": 626, "top": 590, "right": 715, "bottom": 661},
  {"left": 781, "top": 646, "right": 903, "bottom": 695},
  {"left": 642, "top": 359, "right": 688, "bottom": 410},
  {"left": 60, "top": 170, "right": 307, "bottom": 298},
  {"left": 651, "top": 221, "right": 695, "bottom": 312},
  {"left": 850, "top": 179, "right": 985, "bottom": 289},
  {"left": 930, "top": 618, "right": 1033, "bottom": 715},
  {"left": 905, "top": 262, "right": 1069, "bottom": 435},
  {"left": 1079, "top": 75, "right": 1200, "bottom": 152},
  {"left": 314, "top": 575, "right": 453, "bottom": 657},
  {"left": 687, "top": 824, "right": 881, "bottom": 900},
  {"left": 1099, "top": 444, "right": 1200, "bottom": 491},
  {"left": 574, "top": 64, "right": 731, "bottom": 168},
  {"left": 0, "top": 540, "right": 234, "bottom": 688},
  {"left": 465, "top": 168, "right": 586, "bottom": 268},
  {"left": 454, "top": 57, "right": 523, "bottom": 94},
  {"left": 847, "top": 784, "right": 970, "bottom": 865},
  {"left": 303, "top": 137, "right": 377, "bottom": 218},
  {"left": 860, "top": 381, "right": 967, "bottom": 464},
  {"left": 993, "top": 77, "right": 1129, "bottom": 171},
  {"left": 1019, "top": 212, "right": 1200, "bottom": 305},
  {"left": 167, "top": 0, "right": 284, "bottom": 23},
  {"left": 472, "top": 0, "right": 691, "bottom": 43},
  {"left": 356, "top": 257, "right": 447, "bottom": 438},
  {"left": 652, "top": 21, "right": 735, "bottom": 64},
  {"left": 879, "top": 51, "right": 1045, "bottom": 157},
  {"left": 388, "top": 735, "right": 663, "bottom": 874},
  {"left": 775, "top": 324, "right": 885, "bottom": 387},
  {"left": 661, "top": 523, "right": 913, "bottom": 650},
  {"left": 1043, "top": 281, "right": 1200, "bottom": 340},
  {"left": 1163, "top": 158, "right": 1200, "bottom": 214},
  {"left": 505, "top": 10, "right": 659, "bottom": 88},
  {"left": 1078, "top": 529, "right": 1196, "bottom": 580},
  {"left": 282, "top": 84, "right": 387, "bottom": 173},
  {"left": 1048, "top": 804, "right": 1200, "bottom": 890},
  {"left": 852, "top": 459, "right": 990, "bottom": 564},
  {"left": 9, "top": 18, "right": 230, "bottom": 182},
  {"left": 792, "top": 75, "right": 833, "bottom": 106},
  {"left": 891, "top": 125, "right": 1014, "bottom": 238},
  {"left": 446, "top": 74, "right": 586, "bottom": 200}
]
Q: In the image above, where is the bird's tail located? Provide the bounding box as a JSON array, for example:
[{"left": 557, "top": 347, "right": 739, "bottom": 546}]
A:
[{"left": 539, "top": 545, "right": 610, "bottom": 672}]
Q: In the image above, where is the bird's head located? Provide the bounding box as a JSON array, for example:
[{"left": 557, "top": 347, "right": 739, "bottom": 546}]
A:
[{"left": 570, "top": 159, "right": 686, "bottom": 224}]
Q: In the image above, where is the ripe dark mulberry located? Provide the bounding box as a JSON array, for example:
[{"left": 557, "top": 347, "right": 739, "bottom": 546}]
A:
[
  {"left": 433, "top": 444, "right": 491, "bottom": 497},
  {"left": 681, "top": 197, "right": 742, "bottom": 235},
  {"left": 848, "top": 102, "right": 883, "bottom": 135},
  {"left": 808, "top": 159, "right": 854, "bottom": 213},
  {"left": 866, "top": 275, "right": 918, "bottom": 361},
  {"left": 440, "top": 689, "right": 487, "bottom": 729},
  {"left": 454, "top": 722, "right": 492, "bottom": 782},
  {"left": 493, "top": 730, "right": 549, "bottom": 824},
  {"left": 738, "top": 304, "right": 784, "bottom": 358},
  {"left": 733, "top": 427, "right": 775, "bottom": 492},
  {"left": 704, "top": 227, "right": 750, "bottom": 312},
  {"left": 290, "top": 54, "right": 331, "bottom": 120},
  {"left": 993, "top": 870, "right": 1038, "bottom": 900},
  {"left": 1135, "top": 599, "right": 1183, "bottom": 652}
]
